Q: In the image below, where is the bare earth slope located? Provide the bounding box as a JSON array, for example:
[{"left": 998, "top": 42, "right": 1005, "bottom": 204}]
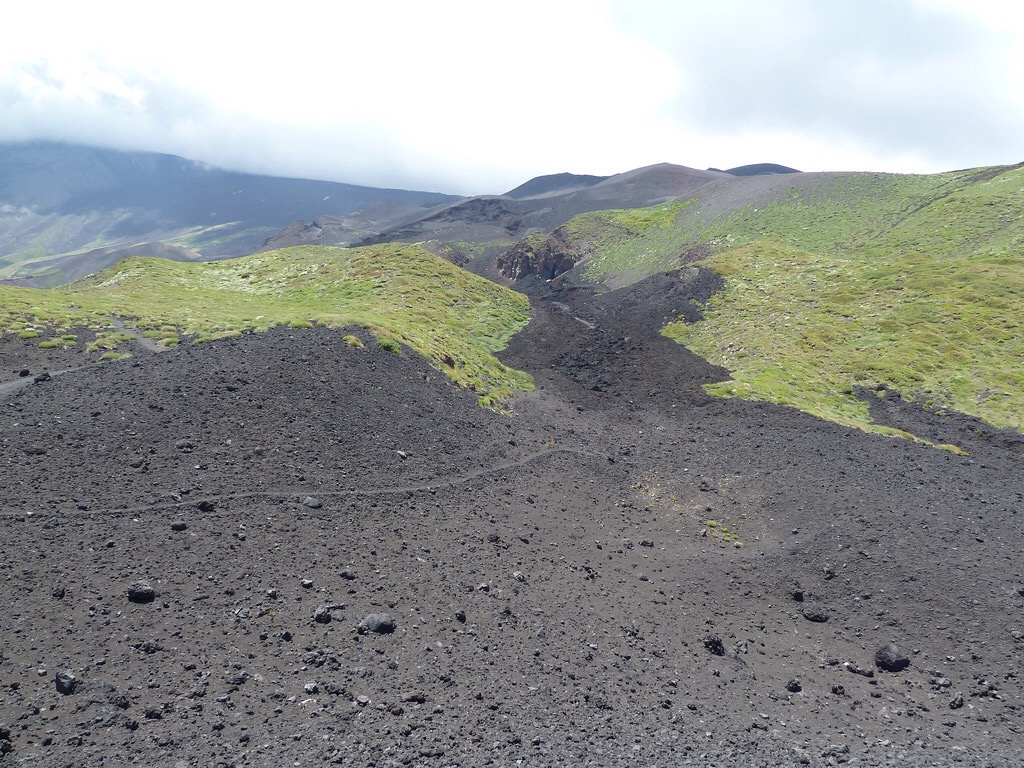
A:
[{"left": 1, "top": 275, "right": 1022, "bottom": 767}]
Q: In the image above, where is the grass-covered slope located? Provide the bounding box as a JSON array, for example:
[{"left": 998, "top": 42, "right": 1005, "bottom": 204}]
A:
[
  {"left": 663, "top": 242, "right": 1023, "bottom": 437},
  {"left": 553, "top": 165, "right": 1024, "bottom": 436},
  {"left": 0, "top": 244, "right": 533, "bottom": 406}
]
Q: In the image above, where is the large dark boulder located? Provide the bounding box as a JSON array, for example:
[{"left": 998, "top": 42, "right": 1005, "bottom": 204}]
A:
[{"left": 875, "top": 644, "right": 910, "bottom": 673}]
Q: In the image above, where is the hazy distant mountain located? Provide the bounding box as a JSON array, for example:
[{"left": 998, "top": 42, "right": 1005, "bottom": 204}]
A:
[
  {"left": 503, "top": 172, "right": 609, "bottom": 199},
  {"left": 708, "top": 163, "right": 801, "bottom": 176},
  {"left": 0, "top": 141, "right": 460, "bottom": 286}
]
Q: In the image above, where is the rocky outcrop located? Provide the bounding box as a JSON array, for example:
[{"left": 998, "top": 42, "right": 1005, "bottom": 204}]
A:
[
  {"left": 425, "top": 197, "right": 523, "bottom": 233},
  {"left": 497, "top": 231, "right": 577, "bottom": 281}
]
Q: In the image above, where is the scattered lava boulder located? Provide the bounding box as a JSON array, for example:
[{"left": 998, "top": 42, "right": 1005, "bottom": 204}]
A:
[
  {"left": 357, "top": 613, "right": 396, "bottom": 635},
  {"left": 126, "top": 580, "right": 156, "bottom": 604},
  {"left": 875, "top": 643, "right": 910, "bottom": 672}
]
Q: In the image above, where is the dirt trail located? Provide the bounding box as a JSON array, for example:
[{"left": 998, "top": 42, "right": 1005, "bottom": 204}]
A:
[{"left": 110, "top": 317, "right": 166, "bottom": 353}]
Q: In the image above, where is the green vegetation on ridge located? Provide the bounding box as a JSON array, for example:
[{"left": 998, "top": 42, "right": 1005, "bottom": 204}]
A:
[
  {"left": 663, "top": 241, "right": 1024, "bottom": 434},
  {"left": 565, "top": 200, "right": 696, "bottom": 287},
  {"left": 0, "top": 244, "right": 533, "bottom": 406},
  {"left": 564, "top": 165, "right": 1024, "bottom": 436},
  {"left": 577, "top": 170, "right": 979, "bottom": 284}
]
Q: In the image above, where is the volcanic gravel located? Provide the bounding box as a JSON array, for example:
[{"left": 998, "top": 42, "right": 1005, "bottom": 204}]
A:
[{"left": 1, "top": 271, "right": 1023, "bottom": 767}]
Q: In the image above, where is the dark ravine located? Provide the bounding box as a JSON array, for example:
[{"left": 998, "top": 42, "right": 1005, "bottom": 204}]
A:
[{"left": 1, "top": 272, "right": 1022, "bottom": 767}]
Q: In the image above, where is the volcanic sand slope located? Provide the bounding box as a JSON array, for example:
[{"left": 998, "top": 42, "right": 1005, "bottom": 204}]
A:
[
  {"left": 0, "top": 244, "right": 532, "bottom": 406},
  {"left": 1, "top": 274, "right": 1023, "bottom": 767},
  {"left": 512, "top": 165, "right": 1024, "bottom": 440}
]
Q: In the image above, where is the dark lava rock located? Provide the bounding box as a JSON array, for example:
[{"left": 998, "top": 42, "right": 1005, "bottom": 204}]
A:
[
  {"left": 786, "top": 679, "right": 802, "bottom": 693},
  {"left": 801, "top": 606, "right": 830, "bottom": 623},
  {"left": 822, "top": 744, "right": 850, "bottom": 759},
  {"left": 54, "top": 670, "right": 78, "bottom": 695},
  {"left": 313, "top": 605, "right": 334, "bottom": 624},
  {"left": 950, "top": 692, "right": 965, "bottom": 709},
  {"left": 136, "top": 639, "right": 163, "bottom": 655},
  {"left": 875, "top": 643, "right": 910, "bottom": 672},
  {"left": 33, "top": 372, "right": 51, "bottom": 384},
  {"left": 703, "top": 635, "right": 725, "bottom": 656},
  {"left": 126, "top": 580, "right": 156, "bottom": 604},
  {"left": 170, "top": 520, "right": 188, "bottom": 531},
  {"left": 845, "top": 661, "right": 875, "bottom": 678},
  {"left": 196, "top": 500, "right": 215, "bottom": 512},
  {"left": 358, "top": 613, "right": 396, "bottom": 635}
]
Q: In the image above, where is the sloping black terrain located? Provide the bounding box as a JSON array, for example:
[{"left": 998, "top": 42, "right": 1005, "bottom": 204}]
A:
[{"left": 1, "top": 273, "right": 1022, "bottom": 767}]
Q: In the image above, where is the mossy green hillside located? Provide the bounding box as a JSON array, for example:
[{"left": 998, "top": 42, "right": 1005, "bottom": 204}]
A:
[
  {"left": 563, "top": 165, "right": 1024, "bottom": 435},
  {"left": 575, "top": 170, "right": 984, "bottom": 284},
  {"left": 663, "top": 238, "right": 1023, "bottom": 436},
  {"left": 560, "top": 200, "right": 695, "bottom": 287},
  {"left": 0, "top": 244, "right": 533, "bottom": 406}
]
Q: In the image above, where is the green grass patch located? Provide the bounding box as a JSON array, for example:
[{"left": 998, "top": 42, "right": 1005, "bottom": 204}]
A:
[
  {"left": 562, "top": 200, "right": 695, "bottom": 286},
  {"left": 664, "top": 239, "right": 1024, "bottom": 435},
  {"left": 705, "top": 518, "right": 742, "bottom": 546},
  {"left": 561, "top": 167, "right": 1020, "bottom": 284},
  {"left": 0, "top": 244, "right": 534, "bottom": 406}
]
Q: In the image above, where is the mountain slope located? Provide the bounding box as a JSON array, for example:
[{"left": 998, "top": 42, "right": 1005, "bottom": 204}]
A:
[
  {"left": 356, "top": 163, "right": 732, "bottom": 272},
  {"left": 498, "top": 164, "right": 1024, "bottom": 439},
  {"left": 503, "top": 171, "right": 609, "bottom": 199},
  {"left": 711, "top": 162, "right": 801, "bottom": 175},
  {"left": 0, "top": 141, "right": 460, "bottom": 285}
]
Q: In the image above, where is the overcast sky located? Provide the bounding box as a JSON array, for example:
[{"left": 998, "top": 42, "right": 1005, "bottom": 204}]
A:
[{"left": 2, "top": 0, "right": 1022, "bottom": 195}]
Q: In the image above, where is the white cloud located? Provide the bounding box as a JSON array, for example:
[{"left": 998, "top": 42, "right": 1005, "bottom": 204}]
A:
[{"left": 1, "top": 0, "right": 1022, "bottom": 192}]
